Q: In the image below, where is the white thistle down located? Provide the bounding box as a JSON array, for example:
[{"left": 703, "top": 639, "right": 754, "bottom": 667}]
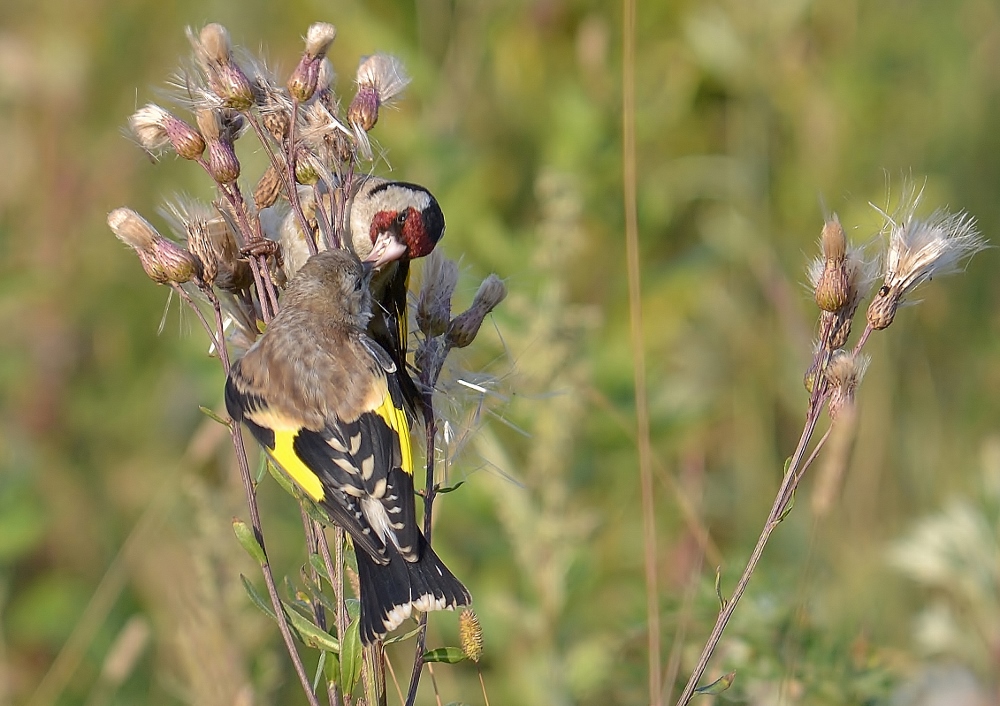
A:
[
  {"left": 879, "top": 185, "right": 986, "bottom": 298},
  {"left": 866, "top": 183, "right": 987, "bottom": 330}
]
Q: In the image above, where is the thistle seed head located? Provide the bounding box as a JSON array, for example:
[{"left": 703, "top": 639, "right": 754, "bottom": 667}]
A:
[
  {"left": 446, "top": 274, "right": 507, "bottom": 349},
  {"left": 416, "top": 250, "right": 459, "bottom": 338},
  {"left": 108, "top": 208, "right": 201, "bottom": 285},
  {"left": 128, "top": 104, "right": 205, "bottom": 160}
]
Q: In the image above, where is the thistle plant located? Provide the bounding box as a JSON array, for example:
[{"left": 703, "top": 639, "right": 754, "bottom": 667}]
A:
[
  {"left": 675, "top": 181, "right": 987, "bottom": 704},
  {"left": 109, "top": 22, "right": 503, "bottom": 706}
]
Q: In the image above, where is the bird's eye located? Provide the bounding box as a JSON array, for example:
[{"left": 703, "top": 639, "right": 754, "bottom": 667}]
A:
[{"left": 396, "top": 211, "right": 407, "bottom": 226}]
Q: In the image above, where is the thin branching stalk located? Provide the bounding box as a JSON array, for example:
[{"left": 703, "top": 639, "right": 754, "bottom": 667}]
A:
[
  {"left": 228, "top": 422, "right": 321, "bottom": 706},
  {"left": 285, "top": 98, "right": 318, "bottom": 256},
  {"left": 404, "top": 386, "right": 439, "bottom": 706},
  {"left": 675, "top": 397, "right": 826, "bottom": 705}
]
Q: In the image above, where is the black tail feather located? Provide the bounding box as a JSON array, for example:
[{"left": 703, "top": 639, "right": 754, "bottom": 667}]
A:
[{"left": 355, "top": 534, "right": 471, "bottom": 645}]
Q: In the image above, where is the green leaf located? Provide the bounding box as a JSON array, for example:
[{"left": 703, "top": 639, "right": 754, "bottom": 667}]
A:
[
  {"left": 383, "top": 625, "right": 423, "bottom": 645},
  {"left": 283, "top": 602, "right": 340, "bottom": 653},
  {"left": 313, "top": 651, "right": 328, "bottom": 694},
  {"left": 714, "top": 566, "right": 726, "bottom": 610},
  {"left": 232, "top": 519, "right": 266, "bottom": 565},
  {"left": 323, "top": 648, "right": 340, "bottom": 685},
  {"left": 344, "top": 598, "right": 361, "bottom": 621},
  {"left": 695, "top": 671, "right": 736, "bottom": 695},
  {"left": 255, "top": 452, "right": 268, "bottom": 483},
  {"left": 266, "top": 460, "right": 298, "bottom": 497},
  {"left": 436, "top": 480, "right": 466, "bottom": 495},
  {"left": 302, "top": 499, "right": 331, "bottom": 526},
  {"left": 776, "top": 490, "right": 795, "bottom": 523},
  {"left": 422, "top": 647, "right": 467, "bottom": 664},
  {"left": 339, "top": 618, "right": 362, "bottom": 694},
  {"left": 199, "top": 406, "right": 231, "bottom": 426},
  {"left": 240, "top": 575, "right": 275, "bottom": 620},
  {"left": 309, "top": 553, "right": 331, "bottom": 583}
]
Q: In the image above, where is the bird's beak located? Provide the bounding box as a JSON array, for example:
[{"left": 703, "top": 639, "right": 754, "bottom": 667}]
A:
[{"left": 365, "top": 232, "right": 409, "bottom": 270}]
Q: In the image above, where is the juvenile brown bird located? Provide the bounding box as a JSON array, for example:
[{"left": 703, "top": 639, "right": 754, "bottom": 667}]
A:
[
  {"left": 224, "top": 249, "right": 469, "bottom": 644},
  {"left": 271, "top": 177, "right": 446, "bottom": 416}
]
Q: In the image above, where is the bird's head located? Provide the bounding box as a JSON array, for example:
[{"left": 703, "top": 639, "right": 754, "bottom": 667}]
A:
[{"left": 350, "top": 178, "right": 446, "bottom": 269}]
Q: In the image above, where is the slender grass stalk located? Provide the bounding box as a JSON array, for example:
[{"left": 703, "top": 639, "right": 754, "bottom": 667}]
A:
[{"left": 622, "top": 0, "right": 661, "bottom": 703}]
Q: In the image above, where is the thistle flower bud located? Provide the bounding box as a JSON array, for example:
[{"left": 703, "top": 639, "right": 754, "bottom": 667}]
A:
[
  {"left": 446, "top": 274, "right": 507, "bottom": 349},
  {"left": 347, "top": 85, "right": 379, "bottom": 132},
  {"left": 108, "top": 208, "right": 201, "bottom": 285},
  {"left": 207, "top": 140, "right": 240, "bottom": 184},
  {"left": 826, "top": 350, "right": 869, "bottom": 421},
  {"left": 129, "top": 104, "right": 206, "bottom": 160},
  {"left": 305, "top": 22, "right": 337, "bottom": 58},
  {"left": 197, "top": 110, "right": 240, "bottom": 184},
  {"left": 287, "top": 23, "right": 337, "bottom": 102},
  {"left": 865, "top": 182, "right": 987, "bottom": 331},
  {"left": 197, "top": 23, "right": 232, "bottom": 65},
  {"left": 813, "top": 216, "right": 850, "bottom": 312},
  {"left": 459, "top": 609, "right": 484, "bottom": 663},
  {"left": 416, "top": 251, "right": 459, "bottom": 337},
  {"left": 288, "top": 59, "right": 322, "bottom": 103},
  {"left": 866, "top": 284, "right": 899, "bottom": 331},
  {"left": 188, "top": 23, "right": 255, "bottom": 109},
  {"left": 162, "top": 199, "right": 251, "bottom": 292},
  {"left": 213, "top": 64, "right": 255, "bottom": 110},
  {"left": 254, "top": 164, "right": 283, "bottom": 210},
  {"left": 294, "top": 149, "right": 320, "bottom": 185},
  {"left": 347, "top": 54, "right": 410, "bottom": 132}
]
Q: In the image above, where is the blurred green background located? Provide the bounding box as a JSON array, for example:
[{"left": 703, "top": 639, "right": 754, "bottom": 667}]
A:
[{"left": 2, "top": 0, "right": 1000, "bottom": 704}]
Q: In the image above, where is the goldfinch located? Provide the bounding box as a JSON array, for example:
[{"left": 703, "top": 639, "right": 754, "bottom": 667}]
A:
[
  {"left": 348, "top": 177, "right": 446, "bottom": 417},
  {"left": 224, "top": 248, "right": 470, "bottom": 644},
  {"left": 269, "top": 177, "right": 445, "bottom": 416}
]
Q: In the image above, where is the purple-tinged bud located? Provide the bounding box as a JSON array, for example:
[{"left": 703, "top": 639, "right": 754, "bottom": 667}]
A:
[
  {"left": 287, "top": 23, "right": 336, "bottom": 102},
  {"left": 213, "top": 63, "right": 255, "bottom": 110},
  {"left": 196, "top": 110, "right": 240, "bottom": 184},
  {"left": 348, "top": 54, "right": 410, "bottom": 133},
  {"left": 128, "top": 104, "right": 205, "bottom": 160},
  {"left": 108, "top": 208, "right": 201, "bottom": 285},
  {"left": 347, "top": 85, "right": 379, "bottom": 132},
  {"left": 294, "top": 149, "right": 320, "bottom": 185},
  {"left": 288, "top": 58, "right": 322, "bottom": 102},
  {"left": 446, "top": 274, "right": 507, "bottom": 349},
  {"left": 188, "top": 23, "right": 254, "bottom": 109},
  {"left": 207, "top": 140, "right": 240, "bottom": 184}
]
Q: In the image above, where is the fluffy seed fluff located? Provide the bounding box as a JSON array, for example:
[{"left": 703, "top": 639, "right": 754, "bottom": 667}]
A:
[{"left": 867, "top": 183, "right": 987, "bottom": 330}]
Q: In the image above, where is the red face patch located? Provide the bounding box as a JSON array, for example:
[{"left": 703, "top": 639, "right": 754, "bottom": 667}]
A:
[
  {"left": 369, "top": 206, "right": 435, "bottom": 259},
  {"left": 401, "top": 206, "right": 434, "bottom": 257}
]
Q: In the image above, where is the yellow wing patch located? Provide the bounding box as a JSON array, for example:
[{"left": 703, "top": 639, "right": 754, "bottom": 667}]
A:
[
  {"left": 271, "top": 429, "right": 326, "bottom": 502},
  {"left": 374, "top": 389, "right": 413, "bottom": 477}
]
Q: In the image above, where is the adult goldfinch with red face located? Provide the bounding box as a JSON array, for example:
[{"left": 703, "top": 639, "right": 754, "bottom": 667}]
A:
[
  {"left": 348, "top": 177, "right": 445, "bottom": 417},
  {"left": 224, "top": 248, "right": 469, "bottom": 644},
  {"left": 272, "top": 177, "right": 445, "bottom": 416}
]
